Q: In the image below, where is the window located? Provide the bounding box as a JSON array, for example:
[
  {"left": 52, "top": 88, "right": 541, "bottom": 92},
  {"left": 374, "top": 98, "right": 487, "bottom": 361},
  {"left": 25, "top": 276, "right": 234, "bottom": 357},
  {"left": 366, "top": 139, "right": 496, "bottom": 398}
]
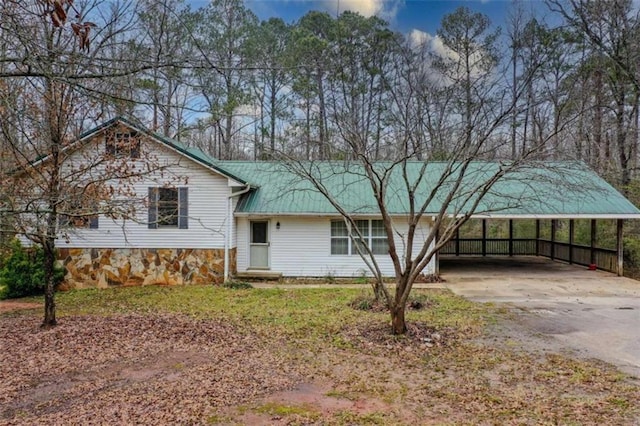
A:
[
  {"left": 59, "top": 212, "right": 99, "bottom": 229},
  {"left": 331, "top": 221, "right": 349, "bottom": 255},
  {"left": 148, "top": 187, "right": 188, "bottom": 229},
  {"left": 330, "top": 219, "right": 388, "bottom": 255},
  {"left": 106, "top": 131, "right": 140, "bottom": 158},
  {"left": 58, "top": 190, "right": 99, "bottom": 229},
  {"left": 370, "top": 219, "right": 388, "bottom": 255}
]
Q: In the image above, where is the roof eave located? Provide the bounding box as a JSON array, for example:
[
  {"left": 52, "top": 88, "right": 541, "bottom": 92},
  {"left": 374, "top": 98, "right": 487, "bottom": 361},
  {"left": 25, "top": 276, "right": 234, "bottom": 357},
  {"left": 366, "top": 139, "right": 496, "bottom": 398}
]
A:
[
  {"left": 233, "top": 212, "right": 640, "bottom": 219},
  {"left": 468, "top": 213, "right": 640, "bottom": 219}
]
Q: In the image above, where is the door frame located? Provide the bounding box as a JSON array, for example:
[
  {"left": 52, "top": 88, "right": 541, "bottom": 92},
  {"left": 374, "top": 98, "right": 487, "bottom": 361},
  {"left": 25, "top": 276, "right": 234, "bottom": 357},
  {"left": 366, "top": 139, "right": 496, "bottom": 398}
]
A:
[{"left": 249, "top": 220, "right": 270, "bottom": 269}]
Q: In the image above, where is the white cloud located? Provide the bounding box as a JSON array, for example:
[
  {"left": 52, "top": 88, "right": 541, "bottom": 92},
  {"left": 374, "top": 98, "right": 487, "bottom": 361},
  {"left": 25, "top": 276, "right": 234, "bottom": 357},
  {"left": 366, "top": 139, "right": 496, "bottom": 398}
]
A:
[
  {"left": 318, "top": 0, "right": 402, "bottom": 19},
  {"left": 339, "top": 0, "right": 383, "bottom": 16},
  {"left": 408, "top": 28, "right": 494, "bottom": 86},
  {"left": 408, "top": 29, "right": 458, "bottom": 62}
]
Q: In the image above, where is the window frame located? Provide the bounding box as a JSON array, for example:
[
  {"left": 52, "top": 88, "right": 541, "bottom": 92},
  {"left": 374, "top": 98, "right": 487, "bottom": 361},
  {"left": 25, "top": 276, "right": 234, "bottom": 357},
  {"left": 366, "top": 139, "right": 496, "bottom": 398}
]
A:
[
  {"left": 157, "top": 187, "right": 179, "bottom": 227},
  {"left": 58, "top": 190, "right": 99, "bottom": 230},
  {"left": 148, "top": 187, "right": 188, "bottom": 229},
  {"left": 330, "top": 219, "right": 388, "bottom": 256},
  {"left": 105, "top": 131, "right": 141, "bottom": 159},
  {"left": 330, "top": 220, "right": 349, "bottom": 255},
  {"left": 58, "top": 213, "right": 99, "bottom": 229}
]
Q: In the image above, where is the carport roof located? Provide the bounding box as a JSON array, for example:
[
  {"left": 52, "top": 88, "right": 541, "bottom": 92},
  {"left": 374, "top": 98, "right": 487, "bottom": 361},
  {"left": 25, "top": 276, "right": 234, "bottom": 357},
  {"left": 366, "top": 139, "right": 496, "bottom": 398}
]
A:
[{"left": 216, "top": 161, "right": 640, "bottom": 219}]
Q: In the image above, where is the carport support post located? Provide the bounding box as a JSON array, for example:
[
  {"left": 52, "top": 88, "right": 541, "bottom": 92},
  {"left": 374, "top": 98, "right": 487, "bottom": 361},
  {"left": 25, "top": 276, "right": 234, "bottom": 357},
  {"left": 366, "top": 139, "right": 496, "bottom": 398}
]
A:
[
  {"left": 569, "top": 219, "right": 575, "bottom": 264},
  {"left": 509, "top": 219, "right": 514, "bottom": 257},
  {"left": 617, "top": 219, "right": 624, "bottom": 276},
  {"left": 590, "top": 219, "right": 597, "bottom": 265},
  {"left": 535, "top": 219, "right": 540, "bottom": 256},
  {"left": 482, "top": 219, "right": 487, "bottom": 256},
  {"left": 550, "top": 219, "right": 556, "bottom": 260}
]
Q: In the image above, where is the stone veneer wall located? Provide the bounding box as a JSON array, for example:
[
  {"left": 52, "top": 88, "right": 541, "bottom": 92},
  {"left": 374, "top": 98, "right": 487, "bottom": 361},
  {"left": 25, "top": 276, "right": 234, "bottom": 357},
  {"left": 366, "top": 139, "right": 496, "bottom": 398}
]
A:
[{"left": 57, "top": 248, "right": 236, "bottom": 289}]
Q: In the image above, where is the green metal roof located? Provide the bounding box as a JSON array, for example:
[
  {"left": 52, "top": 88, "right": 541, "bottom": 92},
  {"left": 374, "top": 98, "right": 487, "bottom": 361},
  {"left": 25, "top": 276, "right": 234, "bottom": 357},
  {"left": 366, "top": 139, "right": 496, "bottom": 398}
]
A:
[
  {"left": 218, "top": 161, "right": 640, "bottom": 218},
  {"left": 76, "top": 119, "right": 640, "bottom": 219}
]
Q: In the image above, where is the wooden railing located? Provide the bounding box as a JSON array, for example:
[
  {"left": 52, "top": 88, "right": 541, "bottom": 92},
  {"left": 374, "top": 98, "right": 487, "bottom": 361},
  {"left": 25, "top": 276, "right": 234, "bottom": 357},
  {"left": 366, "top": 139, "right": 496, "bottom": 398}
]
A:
[
  {"left": 537, "top": 240, "right": 618, "bottom": 273},
  {"left": 440, "top": 238, "right": 618, "bottom": 273},
  {"left": 440, "top": 238, "right": 536, "bottom": 256}
]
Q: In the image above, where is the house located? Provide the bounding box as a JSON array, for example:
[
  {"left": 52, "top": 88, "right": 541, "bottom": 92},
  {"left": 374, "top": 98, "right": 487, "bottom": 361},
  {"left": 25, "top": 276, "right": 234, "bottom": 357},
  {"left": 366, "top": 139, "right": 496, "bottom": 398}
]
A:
[{"left": 33, "top": 118, "right": 640, "bottom": 288}]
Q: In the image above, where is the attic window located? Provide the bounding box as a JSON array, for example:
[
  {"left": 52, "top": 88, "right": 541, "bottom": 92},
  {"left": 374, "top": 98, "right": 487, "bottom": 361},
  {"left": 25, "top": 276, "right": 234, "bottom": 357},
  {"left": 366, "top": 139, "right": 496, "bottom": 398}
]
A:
[{"left": 106, "top": 131, "right": 140, "bottom": 159}]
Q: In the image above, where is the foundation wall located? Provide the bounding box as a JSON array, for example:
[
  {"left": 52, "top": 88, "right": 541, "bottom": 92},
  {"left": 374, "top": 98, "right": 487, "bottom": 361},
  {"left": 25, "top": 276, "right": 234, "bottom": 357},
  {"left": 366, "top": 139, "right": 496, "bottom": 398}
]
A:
[{"left": 57, "top": 247, "right": 236, "bottom": 289}]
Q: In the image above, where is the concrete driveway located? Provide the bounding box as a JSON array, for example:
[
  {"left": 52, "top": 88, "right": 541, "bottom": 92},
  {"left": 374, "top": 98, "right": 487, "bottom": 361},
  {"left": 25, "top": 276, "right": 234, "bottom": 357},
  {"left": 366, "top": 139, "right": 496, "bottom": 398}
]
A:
[{"left": 441, "top": 257, "right": 640, "bottom": 378}]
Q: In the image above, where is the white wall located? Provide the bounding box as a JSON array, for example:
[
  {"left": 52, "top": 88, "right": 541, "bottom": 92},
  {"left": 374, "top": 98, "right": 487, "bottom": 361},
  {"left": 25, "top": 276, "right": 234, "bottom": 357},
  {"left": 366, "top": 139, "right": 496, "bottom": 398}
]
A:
[
  {"left": 236, "top": 216, "right": 436, "bottom": 277},
  {"left": 57, "top": 136, "right": 236, "bottom": 249}
]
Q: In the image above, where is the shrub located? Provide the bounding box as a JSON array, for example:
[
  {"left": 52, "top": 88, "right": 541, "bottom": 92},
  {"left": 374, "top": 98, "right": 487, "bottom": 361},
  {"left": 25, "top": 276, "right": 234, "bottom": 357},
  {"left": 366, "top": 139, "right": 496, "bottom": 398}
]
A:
[
  {"left": 0, "top": 247, "right": 9, "bottom": 271},
  {"left": 348, "top": 293, "right": 386, "bottom": 312},
  {"left": 349, "top": 291, "right": 433, "bottom": 312},
  {"left": 222, "top": 280, "right": 253, "bottom": 290},
  {"left": 0, "top": 239, "right": 65, "bottom": 299}
]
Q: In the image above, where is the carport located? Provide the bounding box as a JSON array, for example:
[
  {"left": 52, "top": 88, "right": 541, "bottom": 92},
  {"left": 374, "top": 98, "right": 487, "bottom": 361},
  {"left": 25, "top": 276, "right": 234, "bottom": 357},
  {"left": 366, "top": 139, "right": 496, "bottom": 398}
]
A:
[
  {"left": 438, "top": 217, "right": 631, "bottom": 275},
  {"left": 433, "top": 163, "right": 640, "bottom": 276}
]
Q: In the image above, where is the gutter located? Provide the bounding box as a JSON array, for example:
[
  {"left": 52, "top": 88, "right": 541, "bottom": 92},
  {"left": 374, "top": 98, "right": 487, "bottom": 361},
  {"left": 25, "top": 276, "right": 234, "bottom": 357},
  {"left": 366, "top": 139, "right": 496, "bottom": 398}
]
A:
[{"left": 224, "top": 185, "right": 252, "bottom": 282}]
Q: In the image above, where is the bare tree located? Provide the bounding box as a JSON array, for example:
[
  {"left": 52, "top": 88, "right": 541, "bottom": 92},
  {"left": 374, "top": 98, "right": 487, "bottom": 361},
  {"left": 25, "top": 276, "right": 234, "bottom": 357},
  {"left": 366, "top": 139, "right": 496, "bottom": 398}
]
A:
[
  {"left": 548, "top": 0, "right": 640, "bottom": 188},
  {"left": 192, "top": 0, "right": 258, "bottom": 159},
  {"left": 246, "top": 18, "right": 293, "bottom": 159},
  {"left": 137, "top": 0, "right": 197, "bottom": 139},
  {"left": 0, "top": 1, "right": 179, "bottom": 327},
  {"left": 278, "top": 8, "right": 555, "bottom": 334}
]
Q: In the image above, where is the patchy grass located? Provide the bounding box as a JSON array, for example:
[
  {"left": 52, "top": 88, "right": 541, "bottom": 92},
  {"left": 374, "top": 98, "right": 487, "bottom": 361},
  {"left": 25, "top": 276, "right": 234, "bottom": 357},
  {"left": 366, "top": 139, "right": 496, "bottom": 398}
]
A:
[
  {"left": 254, "top": 402, "right": 321, "bottom": 420},
  {"left": 222, "top": 280, "right": 253, "bottom": 290},
  {"left": 2, "top": 284, "right": 639, "bottom": 425},
  {"left": 53, "top": 286, "right": 487, "bottom": 341}
]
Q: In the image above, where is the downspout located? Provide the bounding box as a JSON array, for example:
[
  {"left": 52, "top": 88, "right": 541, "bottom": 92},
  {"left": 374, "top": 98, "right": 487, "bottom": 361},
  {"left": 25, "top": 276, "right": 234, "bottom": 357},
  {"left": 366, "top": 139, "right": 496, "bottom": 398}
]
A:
[{"left": 225, "top": 185, "right": 252, "bottom": 282}]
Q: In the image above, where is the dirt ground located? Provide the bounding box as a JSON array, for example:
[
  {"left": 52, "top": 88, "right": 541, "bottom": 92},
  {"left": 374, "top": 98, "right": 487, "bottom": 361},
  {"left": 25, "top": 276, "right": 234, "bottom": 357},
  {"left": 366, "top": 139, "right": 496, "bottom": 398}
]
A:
[
  {"left": 2, "top": 263, "right": 639, "bottom": 424},
  {"left": 0, "top": 300, "right": 42, "bottom": 314},
  {"left": 0, "top": 311, "right": 433, "bottom": 425},
  {"left": 0, "top": 313, "right": 303, "bottom": 425},
  {"left": 2, "top": 305, "right": 639, "bottom": 425}
]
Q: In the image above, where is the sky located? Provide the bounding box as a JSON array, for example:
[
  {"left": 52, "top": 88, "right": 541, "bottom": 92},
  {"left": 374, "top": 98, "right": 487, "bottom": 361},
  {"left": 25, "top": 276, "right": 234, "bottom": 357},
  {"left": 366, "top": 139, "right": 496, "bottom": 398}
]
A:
[
  {"left": 188, "top": 1, "right": 550, "bottom": 41},
  {"left": 247, "top": 0, "right": 510, "bottom": 34}
]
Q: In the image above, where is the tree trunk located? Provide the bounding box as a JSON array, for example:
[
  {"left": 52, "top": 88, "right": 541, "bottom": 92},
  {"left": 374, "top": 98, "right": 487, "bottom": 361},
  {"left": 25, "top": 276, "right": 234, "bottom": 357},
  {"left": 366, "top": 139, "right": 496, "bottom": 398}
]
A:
[
  {"left": 511, "top": 44, "right": 517, "bottom": 160},
  {"left": 42, "top": 72, "right": 61, "bottom": 328},
  {"left": 270, "top": 76, "right": 277, "bottom": 155},
  {"left": 615, "top": 91, "right": 630, "bottom": 188},
  {"left": 390, "top": 304, "right": 407, "bottom": 335},
  {"left": 42, "top": 238, "right": 57, "bottom": 328},
  {"left": 317, "top": 72, "right": 328, "bottom": 160}
]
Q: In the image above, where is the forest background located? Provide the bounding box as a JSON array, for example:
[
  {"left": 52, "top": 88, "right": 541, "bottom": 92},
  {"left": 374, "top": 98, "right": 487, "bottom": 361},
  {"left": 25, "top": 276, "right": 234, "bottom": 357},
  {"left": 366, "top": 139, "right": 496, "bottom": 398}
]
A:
[{"left": 2, "top": 0, "right": 640, "bottom": 275}]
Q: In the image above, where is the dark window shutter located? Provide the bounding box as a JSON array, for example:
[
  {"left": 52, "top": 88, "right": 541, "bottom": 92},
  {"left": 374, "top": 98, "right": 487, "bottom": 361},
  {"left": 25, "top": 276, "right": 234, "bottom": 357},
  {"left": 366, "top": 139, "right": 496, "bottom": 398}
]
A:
[
  {"left": 148, "top": 187, "right": 158, "bottom": 229},
  {"left": 89, "top": 215, "right": 99, "bottom": 229},
  {"left": 178, "top": 187, "right": 188, "bottom": 229}
]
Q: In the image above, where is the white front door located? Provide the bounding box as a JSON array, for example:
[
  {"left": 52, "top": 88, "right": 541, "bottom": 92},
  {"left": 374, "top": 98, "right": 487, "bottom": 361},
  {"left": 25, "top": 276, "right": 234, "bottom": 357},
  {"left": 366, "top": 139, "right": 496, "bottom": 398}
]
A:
[{"left": 249, "top": 221, "right": 269, "bottom": 269}]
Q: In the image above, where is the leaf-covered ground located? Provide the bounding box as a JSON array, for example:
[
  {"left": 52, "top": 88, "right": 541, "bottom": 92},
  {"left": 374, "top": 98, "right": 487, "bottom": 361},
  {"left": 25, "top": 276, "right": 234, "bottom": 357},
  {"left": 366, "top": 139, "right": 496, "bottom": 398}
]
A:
[
  {"left": 0, "top": 313, "right": 300, "bottom": 424},
  {"left": 1, "top": 286, "right": 638, "bottom": 425}
]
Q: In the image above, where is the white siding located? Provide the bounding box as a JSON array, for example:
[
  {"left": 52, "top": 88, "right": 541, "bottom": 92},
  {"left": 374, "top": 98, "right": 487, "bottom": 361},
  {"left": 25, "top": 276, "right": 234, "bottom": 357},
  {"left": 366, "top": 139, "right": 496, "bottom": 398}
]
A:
[
  {"left": 236, "top": 217, "right": 250, "bottom": 270},
  {"left": 236, "top": 216, "right": 436, "bottom": 277},
  {"left": 58, "top": 138, "right": 235, "bottom": 249}
]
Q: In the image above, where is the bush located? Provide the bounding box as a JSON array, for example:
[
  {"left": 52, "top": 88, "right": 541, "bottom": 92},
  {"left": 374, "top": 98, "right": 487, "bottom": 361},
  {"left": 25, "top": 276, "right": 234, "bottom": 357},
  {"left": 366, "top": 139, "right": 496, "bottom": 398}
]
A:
[
  {"left": 222, "top": 280, "right": 253, "bottom": 290},
  {"left": 348, "top": 293, "right": 386, "bottom": 312},
  {"left": 0, "top": 240, "right": 65, "bottom": 299}
]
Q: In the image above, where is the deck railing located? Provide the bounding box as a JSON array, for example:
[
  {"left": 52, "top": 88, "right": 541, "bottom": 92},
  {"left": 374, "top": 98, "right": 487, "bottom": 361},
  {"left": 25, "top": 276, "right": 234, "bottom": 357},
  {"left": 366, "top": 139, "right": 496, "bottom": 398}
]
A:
[
  {"left": 536, "top": 240, "right": 618, "bottom": 272},
  {"left": 440, "top": 238, "right": 618, "bottom": 273}
]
